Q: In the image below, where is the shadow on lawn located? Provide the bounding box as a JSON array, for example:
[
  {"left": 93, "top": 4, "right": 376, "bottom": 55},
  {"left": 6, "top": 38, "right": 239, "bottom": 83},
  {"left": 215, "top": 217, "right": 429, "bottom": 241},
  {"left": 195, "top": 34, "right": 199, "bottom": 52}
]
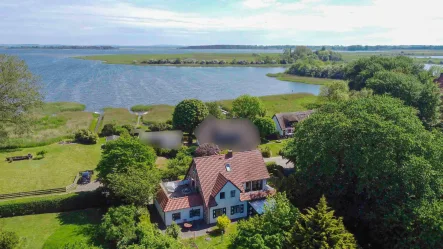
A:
[{"left": 56, "top": 208, "right": 109, "bottom": 248}]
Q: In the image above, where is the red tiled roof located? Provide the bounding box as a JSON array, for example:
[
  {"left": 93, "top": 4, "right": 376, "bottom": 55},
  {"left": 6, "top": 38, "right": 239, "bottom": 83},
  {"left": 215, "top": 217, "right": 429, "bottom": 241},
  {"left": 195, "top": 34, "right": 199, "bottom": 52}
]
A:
[
  {"left": 193, "top": 150, "right": 270, "bottom": 207},
  {"left": 156, "top": 188, "right": 203, "bottom": 212}
]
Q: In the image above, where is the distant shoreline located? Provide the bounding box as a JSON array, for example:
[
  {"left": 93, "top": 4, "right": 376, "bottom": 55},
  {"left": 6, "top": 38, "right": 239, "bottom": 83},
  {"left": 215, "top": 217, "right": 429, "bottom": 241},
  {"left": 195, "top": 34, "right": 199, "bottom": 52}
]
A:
[{"left": 7, "top": 45, "right": 118, "bottom": 50}]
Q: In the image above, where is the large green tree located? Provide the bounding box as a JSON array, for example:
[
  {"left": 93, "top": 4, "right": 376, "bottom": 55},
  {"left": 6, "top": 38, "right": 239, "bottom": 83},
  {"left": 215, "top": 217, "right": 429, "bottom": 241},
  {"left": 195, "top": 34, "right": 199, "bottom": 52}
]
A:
[
  {"left": 344, "top": 56, "right": 423, "bottom": 90},
  {"left": 282, "top": 95, "right": 443, "bottom": 249},
  {"left": 100, "top": 205, "right": 138, "bottom": 245},
  {"left": 97, "top": 136, "right": 156, "bottom": 183},
  {"left": 231, "top": 95, "right": 266, "bottom": 121},
  {"left": 291, "top": 195, "right": 357, "bottom": 249},
  {"left": 319, "top": 81, "right": 350, "bottom": 101},
  {"left": 0, "top": 54, "right": 43, "bottom": 141},
  {"left": 205, "top": 101, "right": 223, "bottom": 119},
  {"left": 107, "top": 167, "right": 160, "bottom": 206},
  {"left": 172, "top": 99, "right": 208, "bottom": 144},
  {"left": 366, "top": 71, "right": 441, "bottom": 126},
  {"left": 253, "top": 117, "right": 276, "bottom": 139},
  {"left": 231, "top": 193, "right": 300, "bottom": 249}
]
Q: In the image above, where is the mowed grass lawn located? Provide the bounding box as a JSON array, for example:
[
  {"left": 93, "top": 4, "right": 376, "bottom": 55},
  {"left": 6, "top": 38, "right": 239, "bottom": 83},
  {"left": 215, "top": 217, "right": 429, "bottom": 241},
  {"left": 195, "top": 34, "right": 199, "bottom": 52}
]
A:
[
  {"left": 259, "top": 140, "right": 287, "bottom": 157},
  {"left": 0, "top": 209, "right": 105, "bottom": 249},
  {"left": 182, "top": 223, "right": 237, "bottom": 249},
  {"left": 0, "top": 140, "right": 103, "bottom": 194}
]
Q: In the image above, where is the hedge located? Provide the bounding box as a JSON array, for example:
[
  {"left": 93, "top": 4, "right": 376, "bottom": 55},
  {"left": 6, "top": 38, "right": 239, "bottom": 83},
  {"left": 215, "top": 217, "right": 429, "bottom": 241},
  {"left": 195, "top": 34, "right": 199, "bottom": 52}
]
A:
[{"left": 0, "top": 190, "right": 107, "bottom": 218}]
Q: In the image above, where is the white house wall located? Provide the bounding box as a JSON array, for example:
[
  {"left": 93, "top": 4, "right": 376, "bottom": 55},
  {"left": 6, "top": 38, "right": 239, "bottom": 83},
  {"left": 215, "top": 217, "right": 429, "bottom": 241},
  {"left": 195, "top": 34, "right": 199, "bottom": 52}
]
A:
[
  {"left": 163, "top": 205, "right": 204, "bottom": 226},
  {"left": 154, "top": 200, "right": 166, "bottom": 225},
  {"left": 273, "top": 116, "right": 283, "bottom": 136},
  {"left": 209, "top": 182, "right": 247, "bottom": 224}
]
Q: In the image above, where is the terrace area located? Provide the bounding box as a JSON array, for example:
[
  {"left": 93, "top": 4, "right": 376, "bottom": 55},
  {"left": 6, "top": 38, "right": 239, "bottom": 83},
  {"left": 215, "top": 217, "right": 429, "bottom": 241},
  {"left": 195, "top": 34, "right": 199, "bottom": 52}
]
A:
[{"left": 160, "top": 179, "right": 197, "bottom": 198}]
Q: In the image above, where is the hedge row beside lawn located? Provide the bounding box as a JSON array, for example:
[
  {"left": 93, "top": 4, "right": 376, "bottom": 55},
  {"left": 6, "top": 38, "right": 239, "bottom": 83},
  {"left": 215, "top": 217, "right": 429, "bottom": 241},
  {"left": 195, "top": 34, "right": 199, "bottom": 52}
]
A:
[{"left": 0, "top": 190, "right": 107, "bottom": 218}]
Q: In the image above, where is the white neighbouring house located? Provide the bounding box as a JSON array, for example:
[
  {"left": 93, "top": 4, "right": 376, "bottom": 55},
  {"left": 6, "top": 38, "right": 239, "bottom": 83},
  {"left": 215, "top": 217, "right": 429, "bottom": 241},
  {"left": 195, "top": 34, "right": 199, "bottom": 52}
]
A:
[
  {"left": 272, "top": 110, "right": 314, "bottom": 137},
  {"left": 154, "top": 150, "right": 275, "bottom": 226}
]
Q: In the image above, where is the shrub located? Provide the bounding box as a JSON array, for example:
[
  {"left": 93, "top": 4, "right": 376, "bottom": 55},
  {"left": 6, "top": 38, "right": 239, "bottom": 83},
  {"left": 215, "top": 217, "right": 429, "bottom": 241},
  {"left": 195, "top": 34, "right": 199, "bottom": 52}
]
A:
[
  {"left": 36, "top": 150, "right": 48, "bottom": 158},
  {"left": 130, "top": 105, "right": 152, "bottom": 112},
  {"left": 195, "top": 143, "right": 220, "bottom": 157},
  {"left": 0, "top": 191, "right": 107, "bottom": 218},
  {"left": 0, "top": 230, "right": 19, "bottom": 249},
  {"left": 261, "top": 146, "right": 272, "bottom": 158},
  {"left": 216, "top": 215, "right": 230, "bottom": 232},
  {"left": 165, "top": 222, "right": 181, "bottom": 239},
  {"left": 149, "top": 122, "right": 172, "bottom": 132},
  {"left": 100, "top": 123, "right": 116, "bottom": 137},
  {"left": 74, "top": 129, "right": 98, "bottom": 144},
  {"left": 154, "top": 147, "right": 178, "bottom": 158}
]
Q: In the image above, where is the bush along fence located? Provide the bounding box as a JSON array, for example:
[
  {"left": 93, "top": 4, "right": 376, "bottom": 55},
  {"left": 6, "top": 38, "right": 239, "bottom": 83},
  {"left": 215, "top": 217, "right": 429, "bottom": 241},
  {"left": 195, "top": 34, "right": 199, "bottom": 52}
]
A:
[
  {"left": 0, "top": 190, "right": 107, "bottom": 218},
  {"left": 0, "top": 172, "right": 82, "bottom": 200}
]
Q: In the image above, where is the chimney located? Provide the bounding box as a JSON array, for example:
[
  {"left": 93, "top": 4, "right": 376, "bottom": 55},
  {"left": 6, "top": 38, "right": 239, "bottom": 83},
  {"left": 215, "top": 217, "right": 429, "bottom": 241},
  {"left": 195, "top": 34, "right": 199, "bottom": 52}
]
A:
[{"left": 227, "top": 149, "right": 233, "bottom": 158}]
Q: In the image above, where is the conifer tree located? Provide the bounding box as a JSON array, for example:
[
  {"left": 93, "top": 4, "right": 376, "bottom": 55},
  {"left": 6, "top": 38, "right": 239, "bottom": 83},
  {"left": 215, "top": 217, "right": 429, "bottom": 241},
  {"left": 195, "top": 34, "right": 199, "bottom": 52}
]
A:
[{"left": 291, "top": 195, "right": 358, "bottom": 249}]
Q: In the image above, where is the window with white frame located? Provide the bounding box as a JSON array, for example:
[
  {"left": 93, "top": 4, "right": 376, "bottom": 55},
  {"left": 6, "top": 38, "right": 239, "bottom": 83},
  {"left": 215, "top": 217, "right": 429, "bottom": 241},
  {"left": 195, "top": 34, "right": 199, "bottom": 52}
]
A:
[
  {"left": 189, "top": 209, "right": 200, "bottom": 218},
  {"left": 231, "top": 204, "right": 244, "bottom": 215},
  {"left": 172, "top": 212, "right": 181, "bottom": 221},
  {"left": 213, "top": 208, "right": 225, "bottom": 218}
]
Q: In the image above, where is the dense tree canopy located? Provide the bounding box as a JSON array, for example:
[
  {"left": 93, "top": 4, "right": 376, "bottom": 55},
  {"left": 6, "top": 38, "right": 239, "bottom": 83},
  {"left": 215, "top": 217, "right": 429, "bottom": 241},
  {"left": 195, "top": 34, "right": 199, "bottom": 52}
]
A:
[
  {"left": 253, "top": 117, "right": 276, "bottom": 139},
  {"left": 231, "top": 95, "right": 266, "bottom": 120},
  {"left": 205, "top": 101, "right": 223, "bottom": 119},
  {"left": 0, "top": 54, "right": 43, "bottom": 141},
  {"left": 344, "top": 56, "right": 424, "bottom": 90},
  {"left": 172, "top": 99, "right": 208, "bottom": 143},
  {"left": 366, "top": 71, "right": 441, "bottom": 126},
  {"left": 282, "top": 95, "right": 443, "bottom": 249},
  {"left": 231, "top": 193, "right": 300, "bottom": 249},
  {"left": 0, "top": 229, "right": 19, "bottom": 249},
  {"left": 107, "top": 167, "right": 160, "bottom": 206},
  {"left": 100, "top": 205, "right": 138, "bottom": 244},
  {"left": 291, "top": 196, "right": 357, "bottom": 249},
  {"left": 97, "top": 136, "right": 157, "bottom": 182},
  {"left": 319, "top": 81, "right": 350, "bottom": 101}
]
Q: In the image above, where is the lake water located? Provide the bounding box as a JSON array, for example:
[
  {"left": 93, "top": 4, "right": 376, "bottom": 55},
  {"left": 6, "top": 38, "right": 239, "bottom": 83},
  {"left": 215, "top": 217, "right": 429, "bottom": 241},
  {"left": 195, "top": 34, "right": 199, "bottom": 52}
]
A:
[{"left": 0, "top": 48, "right": 320, "bottom": 111}]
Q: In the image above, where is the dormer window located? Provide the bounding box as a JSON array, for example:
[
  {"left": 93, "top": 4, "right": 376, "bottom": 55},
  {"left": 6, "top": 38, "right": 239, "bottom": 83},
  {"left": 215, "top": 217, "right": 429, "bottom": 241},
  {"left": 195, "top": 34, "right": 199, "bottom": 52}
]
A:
[{"left": 225, "top": 163, "right": 231, "bottom": 172}]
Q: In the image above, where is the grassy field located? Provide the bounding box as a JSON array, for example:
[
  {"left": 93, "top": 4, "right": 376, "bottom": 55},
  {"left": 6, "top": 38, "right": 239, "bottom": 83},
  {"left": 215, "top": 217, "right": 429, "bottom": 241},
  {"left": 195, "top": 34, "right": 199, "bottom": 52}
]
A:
[
  {"left": 0, "top": 140, "right": 103, "bottom": 194},
  {"left": 182, "top": 223, "right": 237, "bottom": 249},
  {"left": 2, "top": 102, "right": 94, "bottom": 149},
  {"left": 259, "top": 140, "right": 287, "bottom": 157},
  {"left": 101, "top": 108, "right": 138, "bottom": 129},
  {"left": 266, "top": 73, "right": 344, "bottom": 85},
  {"left": 76, "top": 53, "right": 283, "bottom": 67},
  {"left": 218, "top": 93, "right": 321, "bottom": 116},
  {"left": 0, "top": 209, "right": 105, "bottom": 249},
  {"left": 141, "top": 105, "right": 175, "bottom": 124}
]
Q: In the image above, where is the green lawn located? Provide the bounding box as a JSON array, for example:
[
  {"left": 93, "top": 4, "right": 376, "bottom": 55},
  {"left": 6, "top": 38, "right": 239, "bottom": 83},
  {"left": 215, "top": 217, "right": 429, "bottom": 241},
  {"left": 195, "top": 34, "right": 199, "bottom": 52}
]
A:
[
  {"left": 266, "top": 73, "right": 345, "bottom": 85},
  {"left": 259, "top": 140, "right": 287, "bottom": 157},
  {"left": 0, "top": 209, "right": 105, "bottom": 249},
  {"left": 0, "top": 140, "right": 103, "bottom": 194},
  {"left": 76, "top": 53, "right": 284, "bottom": 67},
  {"left": 141, "top": 105, "right": 175, "bottom": 124},
  {"left": 101, "top": 108, "right": 138, "bottom": 130},
  {"left": 182, "top": 223, "right": 237, "bottom": 249}
]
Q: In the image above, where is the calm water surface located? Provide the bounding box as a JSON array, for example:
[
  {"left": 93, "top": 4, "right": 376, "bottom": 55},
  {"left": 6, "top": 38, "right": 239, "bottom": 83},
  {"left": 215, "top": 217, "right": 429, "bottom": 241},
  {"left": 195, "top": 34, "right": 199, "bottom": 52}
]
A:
[{"left": 0, "top": 48, "right": 320, "bottom": 111}]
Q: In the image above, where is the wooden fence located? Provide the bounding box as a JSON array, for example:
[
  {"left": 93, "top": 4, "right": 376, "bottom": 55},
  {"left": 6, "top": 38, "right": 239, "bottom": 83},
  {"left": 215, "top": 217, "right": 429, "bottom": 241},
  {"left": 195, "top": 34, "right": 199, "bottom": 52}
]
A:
[
  {"left": 0, "top": 188, "right": 66, "bottom": 200},
  {"left": 0, "top": 172, "right": 84, "bottom": 200}
]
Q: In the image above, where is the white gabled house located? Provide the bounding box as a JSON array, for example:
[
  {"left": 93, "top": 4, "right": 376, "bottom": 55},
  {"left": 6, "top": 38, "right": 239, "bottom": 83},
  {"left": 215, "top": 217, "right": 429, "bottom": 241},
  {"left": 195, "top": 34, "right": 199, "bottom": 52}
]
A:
[{"left": 154, "top": 150, "right": 275, "bottom": 226}]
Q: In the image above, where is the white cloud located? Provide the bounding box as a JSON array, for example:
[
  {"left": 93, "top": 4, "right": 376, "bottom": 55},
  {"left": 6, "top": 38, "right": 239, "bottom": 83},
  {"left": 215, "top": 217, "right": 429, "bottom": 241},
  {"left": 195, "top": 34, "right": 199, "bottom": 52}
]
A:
[
  {"left": 3, "top": 0, "right": 443, "bottom": 45},
  {"left": 242, "top": 0, "right": 277, "bottom": 9}
]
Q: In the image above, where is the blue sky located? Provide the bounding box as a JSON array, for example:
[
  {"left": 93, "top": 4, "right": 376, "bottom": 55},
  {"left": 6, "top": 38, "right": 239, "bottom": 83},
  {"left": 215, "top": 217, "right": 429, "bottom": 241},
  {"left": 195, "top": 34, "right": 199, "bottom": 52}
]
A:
[{"left": 0, "top": 0, "right": 441, "bottom": 46}]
